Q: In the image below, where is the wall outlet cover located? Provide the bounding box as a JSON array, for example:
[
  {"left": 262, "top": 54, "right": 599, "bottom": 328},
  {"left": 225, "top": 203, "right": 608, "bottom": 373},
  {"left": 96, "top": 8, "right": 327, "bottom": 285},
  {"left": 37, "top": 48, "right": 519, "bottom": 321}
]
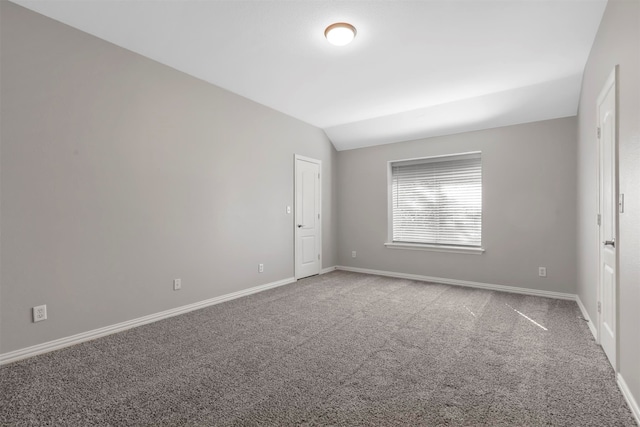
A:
[
  {"left": 173, "top": 279, "right": 182, "bottom": 290},
  {"left": 33, "top": 305, "right": 47, "bottom": 322}
]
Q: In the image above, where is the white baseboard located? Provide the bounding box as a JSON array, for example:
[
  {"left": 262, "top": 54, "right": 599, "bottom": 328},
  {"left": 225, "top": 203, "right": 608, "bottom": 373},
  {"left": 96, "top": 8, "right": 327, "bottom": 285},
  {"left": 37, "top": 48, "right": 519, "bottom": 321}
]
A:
[
  {"left": 320, "top": 266, "right": 337, "bottom": 275},
  {"left": 335, "top": 266, "right": 576, "bottom": 301},
  {"left": 0, "top": 276, "right": 296, "bottom": 366},
  {"left": 618, "top": 373, "right": 640, "bottom": 426},
  {"left": 575, "top": 295, "right": 598, "bottom": 340}
]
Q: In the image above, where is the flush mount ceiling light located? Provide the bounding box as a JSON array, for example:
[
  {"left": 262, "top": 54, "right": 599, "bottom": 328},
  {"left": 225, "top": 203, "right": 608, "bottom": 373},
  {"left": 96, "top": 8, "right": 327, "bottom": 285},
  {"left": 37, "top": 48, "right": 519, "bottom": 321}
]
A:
[{"left": 324, "top": 22, "right": 357, "bottom": 46}]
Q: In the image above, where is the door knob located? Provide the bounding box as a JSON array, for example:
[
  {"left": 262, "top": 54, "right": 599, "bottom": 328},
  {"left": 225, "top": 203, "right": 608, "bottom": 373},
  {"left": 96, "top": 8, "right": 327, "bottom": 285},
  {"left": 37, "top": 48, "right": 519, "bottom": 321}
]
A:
[
  {"left": 297, "top": 224, "right": 304, "bottom": 228},
  {"left": 603, "top": 239, "right": 615, "bottom": 248}
]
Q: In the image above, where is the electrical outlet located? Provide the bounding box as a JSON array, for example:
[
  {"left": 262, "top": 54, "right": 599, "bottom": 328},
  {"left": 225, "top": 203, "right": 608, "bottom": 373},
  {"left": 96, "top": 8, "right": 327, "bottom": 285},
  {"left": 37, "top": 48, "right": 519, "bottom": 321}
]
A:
[
  {"left": 352, "top": 251, "right": 357, "bottom": 258},
  {"left": 259, "top": 263, "right": 264, "bottom": 273},
  {"left": 538, "top": 267, "right": 547, "bottom": 277},
  {"left": 173, "top": 279, "right": 182, "bottom": 290},
  {"left": 33, "top": 305, "right": 47, "bottom": 322}
]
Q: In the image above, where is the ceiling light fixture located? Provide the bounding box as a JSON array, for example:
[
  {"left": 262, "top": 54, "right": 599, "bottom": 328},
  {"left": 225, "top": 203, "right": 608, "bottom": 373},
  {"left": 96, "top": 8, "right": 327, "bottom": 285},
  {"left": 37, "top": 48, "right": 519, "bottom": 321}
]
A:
[{"left": 324, "top": 22, "right": 357, "bottom": 46}]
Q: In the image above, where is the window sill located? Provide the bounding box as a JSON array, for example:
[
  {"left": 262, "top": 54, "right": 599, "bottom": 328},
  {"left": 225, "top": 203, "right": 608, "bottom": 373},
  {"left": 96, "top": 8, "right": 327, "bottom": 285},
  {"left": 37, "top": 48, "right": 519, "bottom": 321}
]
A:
[{"left": 384, "top": 242, "right": 485, "bottom": 254}]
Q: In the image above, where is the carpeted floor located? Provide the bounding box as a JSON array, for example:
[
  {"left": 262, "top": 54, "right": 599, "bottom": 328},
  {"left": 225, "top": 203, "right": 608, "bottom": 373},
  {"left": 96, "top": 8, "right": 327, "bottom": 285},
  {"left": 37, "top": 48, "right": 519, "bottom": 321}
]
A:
[{"left": 1, "top": 271, "right": 636, "bottom": 426}]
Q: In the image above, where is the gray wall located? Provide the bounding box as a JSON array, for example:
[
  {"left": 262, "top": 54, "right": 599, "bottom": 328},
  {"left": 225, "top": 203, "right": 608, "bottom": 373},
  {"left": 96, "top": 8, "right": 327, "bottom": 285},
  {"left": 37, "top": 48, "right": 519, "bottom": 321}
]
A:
[
  {"left": 0, "top": 2, "right": 337, "bottom": 354},
  {"left": 576, "top": 0, "right": 640, "bottom": 409},
  {"left": 337, "top": 118, "right": 577, "bottom": 294}
]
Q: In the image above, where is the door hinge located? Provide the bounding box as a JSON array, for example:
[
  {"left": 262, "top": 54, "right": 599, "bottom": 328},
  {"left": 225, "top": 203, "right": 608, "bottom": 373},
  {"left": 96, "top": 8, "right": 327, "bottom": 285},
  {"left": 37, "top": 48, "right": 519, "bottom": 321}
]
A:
[
  {"left": 318, "top": 213, "right": 320, "bottom": 219},
  {"left": 597, "top": 301, "right": 601, "bottom": 314},
  {"left": 619, "top": 194, "right": 624, "bottom": 213},
  {"left": 597, "top": 213, "right": 601, "bottom": 226},
  {"left": 597, "top": 127, "right": 601, "bottom": 139}
]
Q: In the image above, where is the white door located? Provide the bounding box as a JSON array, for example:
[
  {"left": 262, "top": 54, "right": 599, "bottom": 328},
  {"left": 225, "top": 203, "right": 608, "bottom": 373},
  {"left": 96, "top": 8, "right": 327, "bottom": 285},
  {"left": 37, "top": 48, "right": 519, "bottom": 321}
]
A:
[
  {"left": 295, "top": 155, "right": 321, "bottom": 279},
  {"left": 597, "top": 67, "right": 617, "bottom": 370}
]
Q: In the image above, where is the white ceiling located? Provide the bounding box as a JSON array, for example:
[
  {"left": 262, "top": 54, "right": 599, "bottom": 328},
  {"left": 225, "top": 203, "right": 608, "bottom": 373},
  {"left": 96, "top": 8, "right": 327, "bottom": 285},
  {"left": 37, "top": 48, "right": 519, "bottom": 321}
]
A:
[{"left": 11, "top": 0, "right": 607, "bottom": 151}]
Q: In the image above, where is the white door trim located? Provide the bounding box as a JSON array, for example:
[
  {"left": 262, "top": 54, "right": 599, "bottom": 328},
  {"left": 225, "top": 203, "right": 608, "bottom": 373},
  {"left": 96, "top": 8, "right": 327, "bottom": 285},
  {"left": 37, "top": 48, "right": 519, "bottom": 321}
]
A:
[
  {"left": 294, "top": 154, "right": 322, "bottom": 279},
  {"left": 596, "top": 65, "right": 618, "bottom": 371}
]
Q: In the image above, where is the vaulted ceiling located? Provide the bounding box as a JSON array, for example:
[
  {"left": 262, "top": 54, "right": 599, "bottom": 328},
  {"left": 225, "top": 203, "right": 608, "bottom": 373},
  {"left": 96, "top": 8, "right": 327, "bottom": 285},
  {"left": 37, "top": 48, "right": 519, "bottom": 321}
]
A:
[{"left": 11, "top": 0, "right": 607, "bottom": 150}]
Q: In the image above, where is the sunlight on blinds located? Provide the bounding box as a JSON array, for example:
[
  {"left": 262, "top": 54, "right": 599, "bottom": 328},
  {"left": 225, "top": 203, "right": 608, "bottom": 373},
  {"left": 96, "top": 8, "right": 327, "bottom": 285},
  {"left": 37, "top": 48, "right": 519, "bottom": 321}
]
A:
[{"left": 391, "top": 153, "right": 481, "bottom": 247}]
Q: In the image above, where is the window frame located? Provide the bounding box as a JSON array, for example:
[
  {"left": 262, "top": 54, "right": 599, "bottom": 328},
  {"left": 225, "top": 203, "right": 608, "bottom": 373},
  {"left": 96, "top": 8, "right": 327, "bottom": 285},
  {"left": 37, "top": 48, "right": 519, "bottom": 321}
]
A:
[{"left": 385, "top": 152, "right": 485, "bottom": 255}]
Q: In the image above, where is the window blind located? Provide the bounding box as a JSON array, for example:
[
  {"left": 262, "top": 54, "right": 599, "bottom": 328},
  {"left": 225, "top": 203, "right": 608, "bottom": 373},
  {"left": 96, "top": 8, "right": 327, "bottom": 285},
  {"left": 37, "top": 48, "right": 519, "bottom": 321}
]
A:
[{"left": 391, "top": 153, "right": 482, "bottom": 247}]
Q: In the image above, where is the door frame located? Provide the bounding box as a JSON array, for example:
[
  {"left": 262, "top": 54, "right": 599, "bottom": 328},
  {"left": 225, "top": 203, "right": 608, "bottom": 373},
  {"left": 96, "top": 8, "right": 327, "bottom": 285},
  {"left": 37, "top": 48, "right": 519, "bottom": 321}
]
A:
[
  {"left": 596, "top": 66, "right": 619, "bottom": 370},
  {"left": 294, "top": 154, "right": 322, "bottom": 280}
]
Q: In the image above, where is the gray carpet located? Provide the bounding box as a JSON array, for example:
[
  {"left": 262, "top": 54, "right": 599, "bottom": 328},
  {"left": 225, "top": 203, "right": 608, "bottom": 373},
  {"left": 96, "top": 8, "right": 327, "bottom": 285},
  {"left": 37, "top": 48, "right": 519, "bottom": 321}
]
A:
[{"left": 1, "top": 271, "right": 636, "bottom": 426}]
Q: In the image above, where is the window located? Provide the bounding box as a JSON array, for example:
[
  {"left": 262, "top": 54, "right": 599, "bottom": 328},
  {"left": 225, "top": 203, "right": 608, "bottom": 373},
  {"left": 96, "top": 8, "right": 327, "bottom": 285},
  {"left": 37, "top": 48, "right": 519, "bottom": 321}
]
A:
[{"left": 386, "top": 152, "right": 483, "bottom": 253}]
